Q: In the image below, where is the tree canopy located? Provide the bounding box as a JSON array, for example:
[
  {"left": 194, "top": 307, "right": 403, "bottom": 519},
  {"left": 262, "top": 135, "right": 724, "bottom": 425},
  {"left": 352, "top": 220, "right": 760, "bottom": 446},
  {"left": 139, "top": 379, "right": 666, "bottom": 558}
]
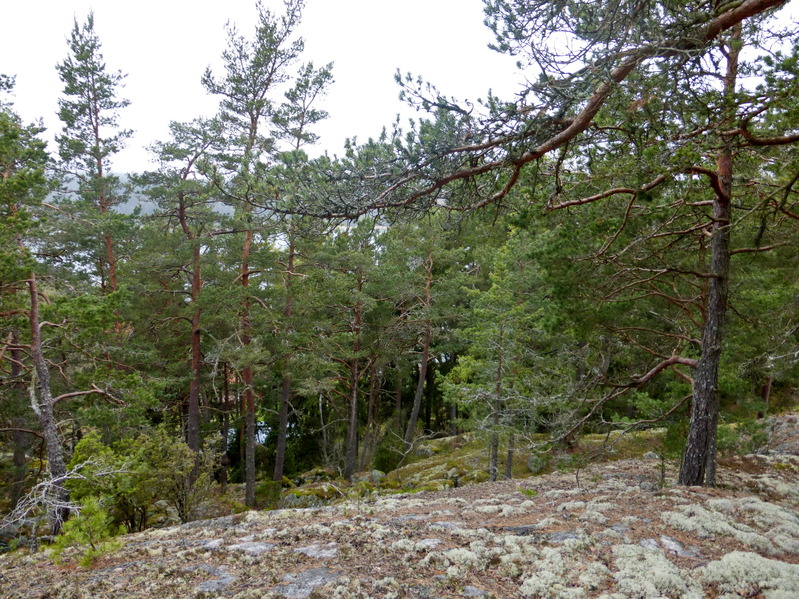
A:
[{"left": 2, "top": 0, "right": 798, "bottom": 539}]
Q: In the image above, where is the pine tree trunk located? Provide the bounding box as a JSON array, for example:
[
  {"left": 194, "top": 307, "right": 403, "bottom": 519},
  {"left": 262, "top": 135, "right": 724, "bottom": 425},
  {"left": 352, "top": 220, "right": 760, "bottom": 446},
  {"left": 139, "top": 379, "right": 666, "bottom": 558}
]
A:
[
  {"left": 176, "top": 191, "right": 203, "bottom": 453},
  {"left": 759, "top": 376, "right": 772, "bottom": 419},
  {"left": 241, "top": 227, "right": 257, "bottom": 507},
  {"left": 489, "top": 427, "right": 500, "bottom": 483},
  {"left": 404, "top": 321, "right": 431, "bottom": 451},
  {"left": 344, "top": 273, "right": 364, "bottom": 480},
  {"left": 678, "top": 26, "right": 739, "bottom": 487},
  {"left": 394, "top": 366, "right": 404, "bottom": 428},
  {"left": 359, "top": 363, "right": 380, "bottom": 471},
  {"left": 319, "top": 393, "right": 331, "bottom": 467},
  {"left": 220, "top": 363, "right": 230, "bottom": 495},
  {"left": 28, "top": 273, "right": 70, "bottom": 534},
  {"left": 9, "top": 330, "right": 29, "bottom": 509},
  {"left": 404, "top": 253, "right": 434, "bottom": 451},
  {"left": 95, "top": 130, "right": 117, "bottom": 294},
  {"left": 187, "top": 243, "right": 202, "bottom": 452},
  {"left": 274, "top": 237, "right": 294, "bottom": 482},
  {"left": 505, "top": 433, "right": 515, "bottom": 480},
  {"left": 344, "top": 361, "right": 360, "bottom": 479},
  {"left": 490, "top": 329, "right": 504, "bottom": 483},
  {"left": 244, "top": 381, "right": 256, "bottom": 506},
  {"left": 273, "top": 371, "right": 290, "bottom": 481}
]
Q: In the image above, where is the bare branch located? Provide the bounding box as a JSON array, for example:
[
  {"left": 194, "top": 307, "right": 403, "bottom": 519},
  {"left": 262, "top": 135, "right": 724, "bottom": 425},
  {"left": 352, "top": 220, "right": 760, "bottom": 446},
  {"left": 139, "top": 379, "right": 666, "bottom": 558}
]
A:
[
  {"left": 630, "top": 355, "right": 698, "bottom": 387},
  {"left": 730, "top": 243, "right": 789, "bottom": 255},
  {"left": 0, "top": 427, "right": 44, "bottom": 440},
  {"left": 52, "top": 384, "right": 124, "bottom": 406}
]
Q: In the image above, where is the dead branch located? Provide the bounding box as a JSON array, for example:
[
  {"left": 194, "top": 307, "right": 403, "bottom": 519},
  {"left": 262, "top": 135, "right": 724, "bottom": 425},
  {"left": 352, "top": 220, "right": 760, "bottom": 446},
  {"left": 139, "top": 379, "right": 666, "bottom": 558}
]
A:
[
  {"left": 550, "top": 387, "right": 631, "bottom": 448},
  {"left": 0, "top": 459, "right": 130, "bottom": 542},
  {"left": 52, "top": 384, "right": 124, "bottom": 406}
]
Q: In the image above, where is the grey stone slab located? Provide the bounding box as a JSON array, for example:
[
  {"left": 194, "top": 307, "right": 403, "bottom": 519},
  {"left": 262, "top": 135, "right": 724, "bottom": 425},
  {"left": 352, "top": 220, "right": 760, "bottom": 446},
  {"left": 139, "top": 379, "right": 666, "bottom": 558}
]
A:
[
  {"left": 503, "top": 525, "right": 540, "bottom": 536},
  {"left": 294, "top": 543, "right": 338, "bottom": 559},
  {"left": 639, "top": 538, "right": 661, "bottom": 550},
  {"left": 660, "top": 535, "right": 702, "bottom": 558},
  {"left": 227, "top": 541, "right": 275, "bottom": 555},
  {"left": 547, "top": 531, "right": 580, "bottom": 543},
  {"left": 271, "top": 567, "right": 340, "bottom": 598},
  {"left": 192, "top": 565, "right": 237, "bottom": 593}
]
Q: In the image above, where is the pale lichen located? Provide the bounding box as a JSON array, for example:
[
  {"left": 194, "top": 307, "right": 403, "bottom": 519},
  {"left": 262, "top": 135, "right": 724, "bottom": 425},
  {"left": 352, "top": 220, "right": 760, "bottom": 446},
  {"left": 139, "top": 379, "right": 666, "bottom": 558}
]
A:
[
  {"left": 610, "top": 544, "right": 702, "bottom": 599},
  {"left": 701, "top": 551, "right": 799, "bottom": 598},
  {"left": 662, "top": 496, "right": 799, "bottom": 555}
]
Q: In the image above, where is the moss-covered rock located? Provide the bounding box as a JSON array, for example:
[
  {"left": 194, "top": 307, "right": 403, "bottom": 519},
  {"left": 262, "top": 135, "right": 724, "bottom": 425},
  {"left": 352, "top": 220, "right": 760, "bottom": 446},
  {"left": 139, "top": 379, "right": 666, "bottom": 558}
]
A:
[
  {"left": 292, "top": 467, "right": 336, "bottom": 486},
  {"left": 353, "top": 470, "right": 386, "bottom": 484},
  {"left": 277, "top": 482, "right": 343, "bottom": 509}
]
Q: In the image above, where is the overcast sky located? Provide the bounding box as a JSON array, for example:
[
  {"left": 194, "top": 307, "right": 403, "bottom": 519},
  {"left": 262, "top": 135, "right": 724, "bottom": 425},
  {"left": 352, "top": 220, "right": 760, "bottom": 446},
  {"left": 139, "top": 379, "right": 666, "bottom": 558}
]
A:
[{"left": 3, "top": 0, "right": 521, "bottom": 173}]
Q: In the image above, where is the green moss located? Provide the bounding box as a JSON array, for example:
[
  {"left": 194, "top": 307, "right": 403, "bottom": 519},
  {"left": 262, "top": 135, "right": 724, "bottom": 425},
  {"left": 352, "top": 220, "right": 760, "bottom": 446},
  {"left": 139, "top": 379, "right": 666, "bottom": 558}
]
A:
[{"left": 277, "top": 481, "right": 345, "bottom": 509}]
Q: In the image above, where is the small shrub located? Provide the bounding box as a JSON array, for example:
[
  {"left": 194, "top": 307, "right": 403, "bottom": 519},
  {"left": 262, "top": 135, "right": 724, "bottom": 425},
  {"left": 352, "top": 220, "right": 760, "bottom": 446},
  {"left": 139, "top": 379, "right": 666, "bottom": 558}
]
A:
[
  {"left": 68, "top": 432, "right": 151, "bottom": 532},
  {"left": 373, "top": 435, "right": 404, "bottom": 473},
  {"left": 50, "top": 497, "right": 123, "bottom": 567},
  {"left": 255, "top": 480, "right": 282, "bottom": 509},
  {"left": 135, "top": 428, "right": 219, "bottom": 523},
  {"left": 717, "top": 419, "right": 768, "bottom": 456}
]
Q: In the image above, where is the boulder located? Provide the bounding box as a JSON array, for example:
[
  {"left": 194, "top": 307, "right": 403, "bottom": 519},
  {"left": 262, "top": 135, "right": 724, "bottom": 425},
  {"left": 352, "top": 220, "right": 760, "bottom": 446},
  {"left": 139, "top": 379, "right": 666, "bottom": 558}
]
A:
[
  {"left": 277, "top": 482, "right": 340, "bottom": 509},
  {"left": 354, "top": 469, "right": 386, "bottom": 484}
]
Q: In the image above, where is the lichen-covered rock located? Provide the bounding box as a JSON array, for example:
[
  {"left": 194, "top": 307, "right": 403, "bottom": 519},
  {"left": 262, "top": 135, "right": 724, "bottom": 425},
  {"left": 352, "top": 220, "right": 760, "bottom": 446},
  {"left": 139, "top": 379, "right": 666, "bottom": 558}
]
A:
[
  {"left": 414, "top": 446, "right": 436, "bottom": 458},
  {"left": 269, "top": 567, "right": 340, "bottom": 598}
]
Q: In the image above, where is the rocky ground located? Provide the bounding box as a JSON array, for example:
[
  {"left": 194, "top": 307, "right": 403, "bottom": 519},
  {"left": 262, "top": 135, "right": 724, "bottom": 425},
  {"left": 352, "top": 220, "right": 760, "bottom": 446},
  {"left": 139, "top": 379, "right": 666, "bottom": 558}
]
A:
[{"left": 2, "top": 416, "right": 799, "bottom": 598}]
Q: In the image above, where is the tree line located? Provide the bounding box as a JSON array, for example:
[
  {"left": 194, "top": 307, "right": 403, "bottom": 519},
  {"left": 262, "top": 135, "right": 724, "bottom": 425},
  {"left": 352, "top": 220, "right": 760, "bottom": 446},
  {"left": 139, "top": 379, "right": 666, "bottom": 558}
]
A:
[{"left": 2, "top": 0, "right": 798, "bottom": 537}]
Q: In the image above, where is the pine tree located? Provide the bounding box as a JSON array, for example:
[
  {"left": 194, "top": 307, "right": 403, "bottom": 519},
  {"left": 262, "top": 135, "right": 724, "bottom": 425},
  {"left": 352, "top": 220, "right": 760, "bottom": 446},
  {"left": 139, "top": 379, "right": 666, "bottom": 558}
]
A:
[
  {"left": 202, "top": 0, "right": 305, "bottom": 506},
  {"left": 54, "top": 12, "right": 132, "bottom": 294}
]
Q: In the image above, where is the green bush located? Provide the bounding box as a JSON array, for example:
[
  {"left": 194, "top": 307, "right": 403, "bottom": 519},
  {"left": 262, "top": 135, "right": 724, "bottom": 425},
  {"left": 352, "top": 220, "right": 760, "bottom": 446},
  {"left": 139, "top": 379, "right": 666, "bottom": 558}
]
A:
[
  {"left": 373, "top": 435, "right": 404, "bottom": 473},
  {"left": 67, "top": 427, "right": 219, "bottom": 528},
  {"left": 717, "top": 418, "right": 768, "bottom": 456},
  {"left": 50, "top": 497, "right": 123, "bottom": 567},
  {"left": 130, "top": 428, "right": 219, "bottom": 524},
  {"left": 255, "top": 480, "right": 282, "bottom": 509},
  {"left": 68, "top": 432, "right": 151, "bottom": 532}
]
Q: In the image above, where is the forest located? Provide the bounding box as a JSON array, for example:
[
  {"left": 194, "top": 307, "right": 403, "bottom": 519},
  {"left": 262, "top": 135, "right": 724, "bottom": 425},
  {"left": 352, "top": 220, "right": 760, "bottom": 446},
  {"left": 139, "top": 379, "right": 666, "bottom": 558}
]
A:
[{"left": 1, "top": 0, "right": 798, "bottom": 543}]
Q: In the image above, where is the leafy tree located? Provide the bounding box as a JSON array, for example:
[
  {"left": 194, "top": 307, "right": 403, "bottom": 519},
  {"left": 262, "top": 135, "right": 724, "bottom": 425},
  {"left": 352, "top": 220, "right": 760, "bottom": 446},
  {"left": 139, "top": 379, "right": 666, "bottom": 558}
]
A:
[
  {"left": 0, "top": 78, "right": 71, "bottom": 533},
  {"left": 443, "top": 223, "right": 575, "bottom": 479},
  {"left": 269, "top": 60, "right": 333, "bottom": 481},
  {"left": 68, "top": 428, "right": 218, "bottom": 527}
]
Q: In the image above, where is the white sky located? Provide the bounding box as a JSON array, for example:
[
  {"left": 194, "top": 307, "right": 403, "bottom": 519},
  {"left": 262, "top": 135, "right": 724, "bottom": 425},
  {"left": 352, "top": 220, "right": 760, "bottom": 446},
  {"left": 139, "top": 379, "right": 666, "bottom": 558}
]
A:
[{"left": 3, "top": 0, "right": 522, "bottom": 173}]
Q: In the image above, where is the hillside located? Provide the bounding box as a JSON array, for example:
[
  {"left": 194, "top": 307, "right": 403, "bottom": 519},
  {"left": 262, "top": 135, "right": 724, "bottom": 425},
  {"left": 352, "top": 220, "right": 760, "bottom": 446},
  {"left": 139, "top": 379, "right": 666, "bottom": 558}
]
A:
[{"left": 2, "top": 415, "right": 799, "bottom": 598}]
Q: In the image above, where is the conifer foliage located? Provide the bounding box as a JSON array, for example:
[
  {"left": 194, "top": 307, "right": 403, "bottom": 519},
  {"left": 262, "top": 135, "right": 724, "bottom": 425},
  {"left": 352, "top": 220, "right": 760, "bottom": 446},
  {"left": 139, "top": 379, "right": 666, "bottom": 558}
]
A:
[{"left": 1, "top": 1, "right": 798, "bottom": 547}]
